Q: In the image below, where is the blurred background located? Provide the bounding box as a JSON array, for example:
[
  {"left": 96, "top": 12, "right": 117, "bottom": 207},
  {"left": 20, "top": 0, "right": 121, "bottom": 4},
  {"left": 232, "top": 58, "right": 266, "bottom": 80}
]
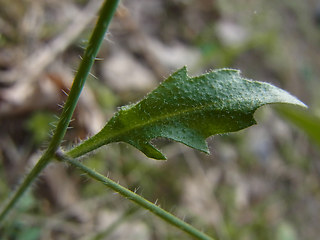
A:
[{"left": 1, "top": 0, "right": 320, "bottom": 239}]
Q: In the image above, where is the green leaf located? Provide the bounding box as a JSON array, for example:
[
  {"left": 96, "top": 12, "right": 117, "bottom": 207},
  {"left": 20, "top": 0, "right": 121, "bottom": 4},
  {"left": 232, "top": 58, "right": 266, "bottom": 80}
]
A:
[{"left": 67, "top": 67, "right": 306, "bottom": 160}]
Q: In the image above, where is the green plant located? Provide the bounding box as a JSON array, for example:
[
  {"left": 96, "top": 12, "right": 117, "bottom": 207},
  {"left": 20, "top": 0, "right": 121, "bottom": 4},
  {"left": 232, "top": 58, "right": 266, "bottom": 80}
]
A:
[{"left": 0, "top": 0, "right": 306, "bottom": 239}]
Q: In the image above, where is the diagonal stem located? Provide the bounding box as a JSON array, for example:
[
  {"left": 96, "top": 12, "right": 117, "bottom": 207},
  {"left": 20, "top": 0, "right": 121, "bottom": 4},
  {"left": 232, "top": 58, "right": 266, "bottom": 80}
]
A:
[
  {"left": 0, "top": 0, "right": 119, "bottom": 223},
  {"left": 56, "top": 152, "right": 214, "bottom": 240}
]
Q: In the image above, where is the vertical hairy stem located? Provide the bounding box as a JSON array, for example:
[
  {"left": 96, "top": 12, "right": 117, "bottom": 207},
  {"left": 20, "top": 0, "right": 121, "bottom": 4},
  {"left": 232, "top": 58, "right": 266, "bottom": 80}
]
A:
[
  {"left": 0, "top": 0, "right": 119, "bottom": 222},
  {"left": 57, "top": 153, "right": 214, "bottom": 240}
]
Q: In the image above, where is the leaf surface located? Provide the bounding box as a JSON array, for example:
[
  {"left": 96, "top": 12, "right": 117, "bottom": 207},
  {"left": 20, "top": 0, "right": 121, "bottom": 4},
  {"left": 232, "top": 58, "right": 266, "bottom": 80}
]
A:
[{"left": 67, "top": 67, "right": 306, "bottom": 160}]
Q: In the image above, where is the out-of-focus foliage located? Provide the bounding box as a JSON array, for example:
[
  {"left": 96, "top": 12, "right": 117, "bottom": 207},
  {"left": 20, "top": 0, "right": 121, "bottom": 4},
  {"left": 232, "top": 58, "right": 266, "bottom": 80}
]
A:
[
  {"left": 276, "top": 105, "right": 320, "bottom": 147},
  {"left": 26, "top": 112, "right": 56, "bottom": 145}
]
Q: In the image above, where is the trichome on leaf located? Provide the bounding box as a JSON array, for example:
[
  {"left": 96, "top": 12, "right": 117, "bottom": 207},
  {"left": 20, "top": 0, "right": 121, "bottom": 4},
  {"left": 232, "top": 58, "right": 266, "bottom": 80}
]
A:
[{"left": 67, "top": 67, "right": 306, "bottom": 160}]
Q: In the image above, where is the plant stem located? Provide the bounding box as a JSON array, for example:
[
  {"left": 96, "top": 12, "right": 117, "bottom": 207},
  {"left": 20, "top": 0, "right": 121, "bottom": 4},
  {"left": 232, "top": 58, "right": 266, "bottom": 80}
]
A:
[
  {"left": 58, "top": 153, "right": 214, "bottom": 240},
  {"left": 0, "top": 0, "right": 119, "bottom": 223}
]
